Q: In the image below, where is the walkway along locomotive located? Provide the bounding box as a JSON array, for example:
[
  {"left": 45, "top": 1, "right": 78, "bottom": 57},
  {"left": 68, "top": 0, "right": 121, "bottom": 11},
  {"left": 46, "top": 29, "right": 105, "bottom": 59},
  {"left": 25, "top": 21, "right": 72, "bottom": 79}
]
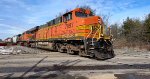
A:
[{"left": 17, "top": 8, "right": 115, "bottom": 59}]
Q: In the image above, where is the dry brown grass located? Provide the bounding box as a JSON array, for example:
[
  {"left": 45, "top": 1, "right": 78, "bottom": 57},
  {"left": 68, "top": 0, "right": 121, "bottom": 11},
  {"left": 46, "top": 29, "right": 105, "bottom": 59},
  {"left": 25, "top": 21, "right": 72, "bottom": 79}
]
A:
[{"left": 113, "top": 38, "right": 150, "bottom": 51}]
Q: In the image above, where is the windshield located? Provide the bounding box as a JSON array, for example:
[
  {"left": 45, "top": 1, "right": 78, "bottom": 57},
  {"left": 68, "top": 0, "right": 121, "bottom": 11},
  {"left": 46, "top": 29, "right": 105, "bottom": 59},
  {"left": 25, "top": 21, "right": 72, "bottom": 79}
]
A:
[
  {"left": 75, "top": 12, "right": 94, "bottom": 17},
  {"left": 75, "top": 12, "right": 87, "bottom": 17}
]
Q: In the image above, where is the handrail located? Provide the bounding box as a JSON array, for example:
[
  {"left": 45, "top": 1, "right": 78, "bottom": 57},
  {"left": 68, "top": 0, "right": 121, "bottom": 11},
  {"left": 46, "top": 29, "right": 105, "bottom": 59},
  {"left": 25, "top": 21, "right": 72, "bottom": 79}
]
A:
[
  {"left": 86, "top": 25, "right": 93, "bottom": 39},
  {"left": 92, "top": 25, "right": 101, "bottom": 45}
]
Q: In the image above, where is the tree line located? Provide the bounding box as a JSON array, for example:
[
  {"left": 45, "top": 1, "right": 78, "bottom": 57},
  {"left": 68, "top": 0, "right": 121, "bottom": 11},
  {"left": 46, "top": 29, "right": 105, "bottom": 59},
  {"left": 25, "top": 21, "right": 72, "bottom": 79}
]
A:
[{"left": 110, "top": 14, "right": 150, "bottom": 49}]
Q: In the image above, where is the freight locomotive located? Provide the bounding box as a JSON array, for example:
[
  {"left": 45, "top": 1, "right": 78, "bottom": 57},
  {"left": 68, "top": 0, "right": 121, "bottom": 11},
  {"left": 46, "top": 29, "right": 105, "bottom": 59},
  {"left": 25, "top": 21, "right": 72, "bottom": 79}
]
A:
[{"left": 9, "top": 8, "right": 115, "bottom": 59}]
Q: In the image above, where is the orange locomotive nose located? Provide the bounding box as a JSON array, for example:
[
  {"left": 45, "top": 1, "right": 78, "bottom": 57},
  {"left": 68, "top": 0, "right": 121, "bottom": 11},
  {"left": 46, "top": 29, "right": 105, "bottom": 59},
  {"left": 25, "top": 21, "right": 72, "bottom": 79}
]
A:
[{"left": 83, "top": 16, "right": 100, "bottom": 25}]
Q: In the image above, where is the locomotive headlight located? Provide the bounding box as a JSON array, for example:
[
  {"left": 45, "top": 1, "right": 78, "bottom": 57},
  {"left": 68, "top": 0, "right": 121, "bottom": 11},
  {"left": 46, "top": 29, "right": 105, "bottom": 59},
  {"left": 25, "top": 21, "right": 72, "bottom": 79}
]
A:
[{"left": 100, "top": 34, "right": 104, "bottom": 37}]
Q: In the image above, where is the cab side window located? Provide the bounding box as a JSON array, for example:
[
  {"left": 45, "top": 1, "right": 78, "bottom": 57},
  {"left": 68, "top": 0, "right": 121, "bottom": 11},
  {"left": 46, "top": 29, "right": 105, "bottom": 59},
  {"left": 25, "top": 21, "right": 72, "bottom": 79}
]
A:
[
  {"left": 63, "top": 12, "right": 72, "bottom": 22},
  {"left": 55, "top": 17, "right": 62, "bottom": 24},
  {"left": 68, "top": 13, "right": 72, "bottom": 20}
]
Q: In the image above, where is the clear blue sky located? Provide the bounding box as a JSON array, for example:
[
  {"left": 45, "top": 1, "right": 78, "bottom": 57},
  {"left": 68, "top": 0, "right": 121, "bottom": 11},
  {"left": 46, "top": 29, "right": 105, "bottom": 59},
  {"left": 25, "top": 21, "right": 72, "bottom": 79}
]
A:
[{"left": 0, "top": 0, "right": 150, "bottom": 39}]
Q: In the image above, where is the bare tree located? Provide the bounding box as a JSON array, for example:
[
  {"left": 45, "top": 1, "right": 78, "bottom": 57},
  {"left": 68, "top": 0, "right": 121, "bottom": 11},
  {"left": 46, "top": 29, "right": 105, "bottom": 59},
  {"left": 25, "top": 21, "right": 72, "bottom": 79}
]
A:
[
  {"left": 98, "top": 13, "right": 111, "bottom": 27},
  {"left": 76, "top": 5, "right": 96, "bottom": 15}
]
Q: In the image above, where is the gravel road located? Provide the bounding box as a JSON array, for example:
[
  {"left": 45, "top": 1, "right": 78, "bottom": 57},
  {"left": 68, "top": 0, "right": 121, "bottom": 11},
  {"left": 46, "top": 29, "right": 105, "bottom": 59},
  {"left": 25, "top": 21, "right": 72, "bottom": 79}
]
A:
[{"left": 0, "top": 46, "right": 150, "bottom": 79}]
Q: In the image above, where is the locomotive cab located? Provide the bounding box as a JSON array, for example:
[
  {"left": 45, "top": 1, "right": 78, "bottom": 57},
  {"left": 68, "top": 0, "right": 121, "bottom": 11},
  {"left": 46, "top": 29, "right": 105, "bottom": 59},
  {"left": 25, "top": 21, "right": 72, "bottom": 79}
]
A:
[{"left": 72, "top": 8, "right": 115, "bottom": 59}]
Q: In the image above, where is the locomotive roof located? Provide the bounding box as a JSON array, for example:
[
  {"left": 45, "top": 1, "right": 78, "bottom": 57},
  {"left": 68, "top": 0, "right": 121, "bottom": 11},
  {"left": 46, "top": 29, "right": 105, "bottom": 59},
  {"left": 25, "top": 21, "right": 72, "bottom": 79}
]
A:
[
  {"left": 38, "top": 8, "right": 92, "bottom": 29},
  {"left": 26, "top": 26, "right": 39, "bottom": 32},
  {"left": 23, "top": 8, "right": 93, "bottom": 32},
  {"left": 39, "top": 24, "right": 48, "bottom": 29}
]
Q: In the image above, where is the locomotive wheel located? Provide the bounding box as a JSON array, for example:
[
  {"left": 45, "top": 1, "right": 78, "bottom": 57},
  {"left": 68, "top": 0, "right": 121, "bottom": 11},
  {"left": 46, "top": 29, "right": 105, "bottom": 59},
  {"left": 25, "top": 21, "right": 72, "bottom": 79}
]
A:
[
  {"left": 57, "top": 45, "right": 63, "bottom": 53},
  {"left": 66, "top": 44, "right": 76, "bottom": 55},
  {"left": 89, "top": 52, "right": 95, "bottom": 58},
  {"left": 58, "top": 45, "right": 67, "bottom": 53},
  {"left": 79, "top": 50, "right": 83, "bottom": 57},
  {"left": 79, "top": 50, "right": 86, "bottom": 57},
  {"left": 67, "top": 48, "right": 75, "bottom": 55},
  {"left": 58, "top": 48, "right": 63, "bottom": 53}
]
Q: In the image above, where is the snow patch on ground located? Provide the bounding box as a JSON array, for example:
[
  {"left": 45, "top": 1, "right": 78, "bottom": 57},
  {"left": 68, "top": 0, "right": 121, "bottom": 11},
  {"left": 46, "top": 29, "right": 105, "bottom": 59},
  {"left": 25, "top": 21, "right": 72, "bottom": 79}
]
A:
[{"left": 0, "top": 46, "right": 21, "bottom": 55}]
